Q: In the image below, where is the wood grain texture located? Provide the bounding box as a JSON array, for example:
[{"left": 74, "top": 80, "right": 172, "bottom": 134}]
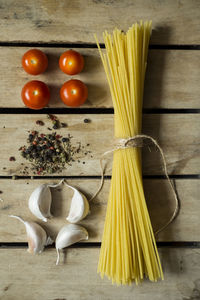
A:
[
  {"left": 0, "top": 0, "right": 199, "bottom": 44},
  {"left": 0, "top": 48, "right": 200, "bottom": 108},
  {"left": 0, "top": 114, "right": 199, "bottom": 176},
  {"left": 0, "top": 179, "right": 199, "bottom": 242},
  {"left": 0, "top": 247, "right": 200, "bottom": 300}
]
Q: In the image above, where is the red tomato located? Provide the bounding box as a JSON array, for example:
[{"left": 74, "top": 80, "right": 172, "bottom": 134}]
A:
[
  {"left": 59, "top": 50, "right": 84, "bottom": 75},
  {"left": 22, "top": 49, "right": 48, "bottom": 75},
  {"left": 21, "top": 80, "right": 50, "bottom": 110},
  {"left": 60, "top": 79, "right": 88, "bottom": 107}
]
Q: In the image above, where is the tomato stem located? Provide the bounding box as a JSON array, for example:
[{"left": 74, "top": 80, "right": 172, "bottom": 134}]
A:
[
  {"left": 71, "top": 89, "right": 76, "bottom": 95},
  {"left": 30, "top": 59, "right": 37, "bottom": 65},
  {"left": 33, "top": 90, "right": 39, "bottom": 96}
]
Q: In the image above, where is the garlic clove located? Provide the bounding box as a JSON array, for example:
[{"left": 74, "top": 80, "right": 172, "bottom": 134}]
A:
[
  {"left": 64, "top": 182, "right": 90, "bottom": 223},
  {"left": 9, "top": 215, "right": 53, "bottom": 254},
  {"left": 55, "top": 224, "right": 88, "bottom": 265},
  {"left": 28, "top": 184, "right": 52, "bottom": 222}
]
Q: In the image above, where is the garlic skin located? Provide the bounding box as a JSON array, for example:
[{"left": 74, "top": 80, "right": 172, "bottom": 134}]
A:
[
  {"left": 65, "top": 183, "right": 90, "bottom": 223},
  {"left": 9, "top": 215, "right": 53, "bottom": 254},
  {"left": 28, "top": 184, "right": 52, "bottom": 222},
  {"left": 56, "top": 224, "right": 89, "bottom": 265}
]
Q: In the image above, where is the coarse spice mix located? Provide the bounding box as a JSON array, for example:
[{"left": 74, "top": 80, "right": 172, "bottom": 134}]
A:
[{"left": 15, "top": 115, "right": 92, "bottom": 175}]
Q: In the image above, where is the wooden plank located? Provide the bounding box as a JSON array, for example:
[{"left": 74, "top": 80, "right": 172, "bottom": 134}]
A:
[
  {"left": 0, "top": 48, "right": 200, "bottom": 108},
  {"left": 0, "top": 114, "right": 199, "bottom": 176},
  {"left": 0, "top": 179, "right": 199, "bottom": 242},
  {"left": 0, "top": 0, "right": 199, "bottom": 44},
  {"left": 0, "top": 247, "right": 200, "bottom": 300}
]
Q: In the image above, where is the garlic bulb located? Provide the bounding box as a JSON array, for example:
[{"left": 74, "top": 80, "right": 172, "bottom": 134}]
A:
[
  {"left": 55, "top": 224, "right": 88, "bottom": 265},
  {"left": 9, "top": 215, "right": 53, "bottom": 254},
  {"left": 28, "top": 184, "right": 52, "bottom": 222},
  {"left": 64, "top": 182, "right": 90, "bottom": 223}
]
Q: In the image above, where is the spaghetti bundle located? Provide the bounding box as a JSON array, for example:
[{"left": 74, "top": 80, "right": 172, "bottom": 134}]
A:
[{"left": 95, "top": 21, "right": 163, "bottom": 285}]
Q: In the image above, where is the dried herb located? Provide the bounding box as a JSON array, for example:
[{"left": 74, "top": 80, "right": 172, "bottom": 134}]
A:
[{"left": 61, "top": 122, "right": 68, "bottom": 128}]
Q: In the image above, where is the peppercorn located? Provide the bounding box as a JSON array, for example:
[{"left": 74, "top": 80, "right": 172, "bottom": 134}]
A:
[
  {"left": 53, "top": 124, "right": 58, "bottom": 129},
  {"left": 36, "top": 120, "right": 44, "bottom": 126},
  {"left": 28, "top": 134, "right": 34, "bottom": 141},
  {"left": 9, "top": 156, "right": 16, "bottom": 161},
  {"left": 62, "top": 138, "right": 69, "bottom": 143},
  {"left": 25, "top": 149, "right": 31, "bottom": 154},
  {"left": 84, "top": 118, "right": 91, "bottom": 123},
  {"left": 21, "top": 152, "right": 26, "bottom": 157}
]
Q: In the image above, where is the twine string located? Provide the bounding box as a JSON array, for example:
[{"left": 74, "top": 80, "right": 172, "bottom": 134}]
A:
[{"left": 90, "top": 134, "right": 180, "bottom": 236}]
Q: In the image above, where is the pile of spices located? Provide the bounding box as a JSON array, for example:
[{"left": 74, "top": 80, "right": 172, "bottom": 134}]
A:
[
  {"left": 19, "top": 131, "right": 75, "bottom": 175},
  {"left": 8, "top": 115, "right": 92, "bottom": 175}
]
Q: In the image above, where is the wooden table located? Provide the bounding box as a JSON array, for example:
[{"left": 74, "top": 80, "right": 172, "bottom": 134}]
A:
[{"left": 0, "top": 1, "right": 200, "bottom": 299}]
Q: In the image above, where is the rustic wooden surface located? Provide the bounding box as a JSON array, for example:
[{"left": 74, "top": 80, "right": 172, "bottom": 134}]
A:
[
  {"left": 1, "top": 248, "right": 200, "bottom": 300},
  {"left": 0, "top": 0, "right": 199, "bottom": 44},
  {"left": 0, "top": 114, "right": 199, "bottom": 176},
  {"left": 0, "top": 48, "right": 199, "bottom": 108},
  {"left": 0, "top": 179, "right": 199, "bottom": 242},
  {"left": 0, "top": 0, "right": 199, "bottom": 299}
]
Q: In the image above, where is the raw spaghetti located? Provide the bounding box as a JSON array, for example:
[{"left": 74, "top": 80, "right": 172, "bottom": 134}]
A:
[{"left": 95, "top": 21, "right": 164, "bottom": 285}]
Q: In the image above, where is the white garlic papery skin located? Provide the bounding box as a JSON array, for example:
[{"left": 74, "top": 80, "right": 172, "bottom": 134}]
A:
[
  {"left": 28, "top": 184, "right": 52, "bottom": 222},
  {"left": 9, "top": 215, "right": 53, "bottom": 254},
  {"left": 56, "top": 224, "right": 89, "bottom": 265},
  {"left": 65, "top": 183, "right": 90, "bottom": 223}
]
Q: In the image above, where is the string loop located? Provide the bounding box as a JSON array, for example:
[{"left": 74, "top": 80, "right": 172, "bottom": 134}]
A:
[{"left": 90, "top": 134, "right": 180, "bottom": 236}]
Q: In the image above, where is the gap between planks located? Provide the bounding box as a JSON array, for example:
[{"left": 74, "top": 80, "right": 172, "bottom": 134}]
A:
[
  {"left": 0, "top": 108, "right": 200, "bottom": 114},
  {"left": 1, "top": 241, "right": 200, "bottom": 249},
  {"left": 0, "top": 42, "right": 200, "bottom": 49},
  {"left": 0, "top": 175, "right": 199, "bottom": 179}
]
